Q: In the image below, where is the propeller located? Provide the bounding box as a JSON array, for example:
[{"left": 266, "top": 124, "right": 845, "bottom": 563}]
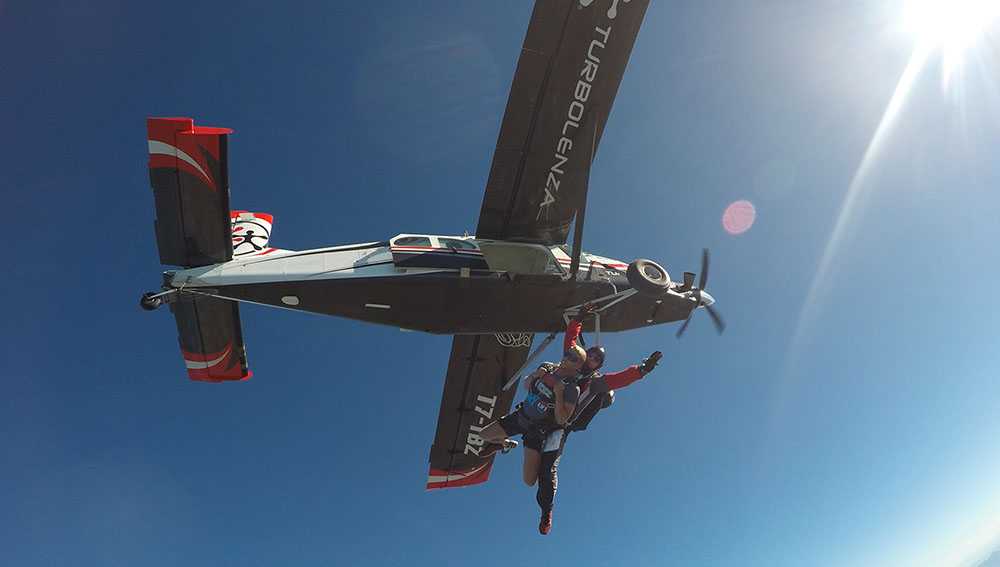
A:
[{"left": 676, "top": 248, "right": 726, "bottom": 338}]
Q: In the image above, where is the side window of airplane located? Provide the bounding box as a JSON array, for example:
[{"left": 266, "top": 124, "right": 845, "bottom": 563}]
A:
[
  {"left": 394, "top": 236, "right": 432, "bottom": 247},
  {"left": 438, "top": 238, "right": 479, "bottom": 251}
]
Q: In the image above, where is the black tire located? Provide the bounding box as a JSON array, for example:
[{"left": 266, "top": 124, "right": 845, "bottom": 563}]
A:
[
  {"left": 627, "top": 259, "right": 671, "bottom": 297},
  {"left": 140, "top": 292, "right": 162, "bottom": 311}
]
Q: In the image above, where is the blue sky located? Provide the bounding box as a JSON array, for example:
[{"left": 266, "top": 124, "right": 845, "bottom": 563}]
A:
[{"left": 3, "top": 1, "right": 1000, "bottom": 565}]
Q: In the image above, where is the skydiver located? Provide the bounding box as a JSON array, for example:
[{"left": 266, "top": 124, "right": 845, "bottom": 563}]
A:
[
  {"left": 478, "top": 345, "right": 585, "bottom": 466},
  {"left": 478, "top": 317, "right": 588, "bottom": 486},
  {"left": 530, "top": 348, "right": 662, "bottom": 535}
]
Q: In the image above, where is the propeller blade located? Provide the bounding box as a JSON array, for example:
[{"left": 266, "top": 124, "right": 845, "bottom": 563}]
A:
[
  {"left": 676, "top": 290, "right": 700, "bottom": 338},
  {"left": 698, "top": 248, "right": 710, "bottom": 291},
  {"left": 705, "top": 303, "right": 726, "bottom": 334},
  {"left": 675, "top": 311, "right": 694, "bottom": 338},
  {"left": 676, "top": 248, "right": 723, "bottom": 339}
]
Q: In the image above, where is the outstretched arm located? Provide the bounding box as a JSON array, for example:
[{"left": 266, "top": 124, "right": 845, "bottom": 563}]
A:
[
  {"left": 600, "top": 365, "right": 644, "bottom": 391},
  {"left": 593, "top": 351, "right": 663, "bottom": 392}
]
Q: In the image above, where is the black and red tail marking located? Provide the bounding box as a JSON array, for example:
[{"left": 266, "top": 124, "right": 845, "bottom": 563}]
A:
[
  {"left": 147, "top": 117, "right": 234, "bottom": 267},
  {"left": 172, "top": 294, "right": 251, "bottom": 382}
]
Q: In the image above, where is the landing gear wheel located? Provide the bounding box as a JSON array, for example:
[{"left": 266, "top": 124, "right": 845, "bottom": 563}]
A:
[
  {"left": 140, "top": 292, "right": 163, "bottom": 311},
  {"left": 626, "top": 259, "right": 671, "bottom": 297}
]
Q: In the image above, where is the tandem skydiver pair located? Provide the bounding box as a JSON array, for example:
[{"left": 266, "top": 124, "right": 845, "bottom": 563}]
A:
[{"left": 480, "top": 305, "right": 663, "bottom": 535}]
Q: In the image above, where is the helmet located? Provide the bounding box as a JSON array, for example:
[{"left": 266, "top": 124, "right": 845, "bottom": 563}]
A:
[{"left": 585, "top": 346, "right": 606, "bottom": 371}]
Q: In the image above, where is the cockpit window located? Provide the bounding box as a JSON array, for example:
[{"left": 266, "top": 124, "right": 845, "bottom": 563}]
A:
[
  {"left": 439, "top": 238, "right": 479, "bottom": 251},
  {"left": 394, "top": 236, "right": 432, "bottom": 247}
]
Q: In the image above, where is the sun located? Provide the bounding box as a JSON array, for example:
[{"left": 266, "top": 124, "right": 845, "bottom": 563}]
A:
[
  {"left": 792, "top": 0, "right": 999, "bottom": 358},
  {"left": 902, "top": 0, "right": 1000, "bottom": 86},
  {"left": 903, "top": 0, "right": 999, "bottom": 47}
]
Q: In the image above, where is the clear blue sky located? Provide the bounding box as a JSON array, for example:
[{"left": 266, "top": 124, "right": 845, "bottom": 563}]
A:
[{"left": 3, "top": 1, "right": 999, "bottom": 566}]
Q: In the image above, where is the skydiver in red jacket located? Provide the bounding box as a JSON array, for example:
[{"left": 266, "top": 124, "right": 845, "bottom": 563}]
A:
[
  {"left": 479, "top": 318, "right": 589, "bottom": 486},
  {"left": 531, "top": 306, "right": 663, "bottom": 535},
  {"left": 531, "top": 348, "right": 662, "bottom": 534},
  {"left": 484, "top": 305, "right": 662, "bottom": 534}
]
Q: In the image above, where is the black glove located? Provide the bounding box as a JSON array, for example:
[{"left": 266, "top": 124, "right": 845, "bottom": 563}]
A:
[{"left": 640, "top": 351, "right": 662, "bottom": 375}]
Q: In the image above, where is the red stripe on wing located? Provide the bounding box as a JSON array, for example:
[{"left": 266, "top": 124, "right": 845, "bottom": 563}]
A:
[{"left": 425, "top": 461, "right": 494, "bottom": 490}]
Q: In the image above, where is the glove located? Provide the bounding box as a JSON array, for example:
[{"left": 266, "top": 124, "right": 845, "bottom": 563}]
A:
[{"left": 640, "top": 351, "right": 662, "bottom": 375}]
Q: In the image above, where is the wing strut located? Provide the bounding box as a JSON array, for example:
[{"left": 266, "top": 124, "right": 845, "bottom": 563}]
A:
[
  {"left": 568, "top": 114, "right": 600, "bottom": 278},
  {"left": 502, "top": 331, "right": 558, "bottom": 391}
]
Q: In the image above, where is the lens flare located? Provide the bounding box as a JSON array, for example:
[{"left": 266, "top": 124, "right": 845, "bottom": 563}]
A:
[{"left": 722, "top": 200, "right": 756, "bottom": 235}]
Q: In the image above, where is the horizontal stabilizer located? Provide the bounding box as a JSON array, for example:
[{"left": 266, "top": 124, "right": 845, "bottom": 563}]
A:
[
  {"left": 171, "top": 294, "right": 251, "bottom": 382},
  {"left": 147, "top": 117, "right": 234, "bottom": 267}
]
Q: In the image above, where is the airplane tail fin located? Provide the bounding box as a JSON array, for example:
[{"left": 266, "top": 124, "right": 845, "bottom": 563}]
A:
[{"left": 230, "top": 211, "right": 279, "bottom": 257}]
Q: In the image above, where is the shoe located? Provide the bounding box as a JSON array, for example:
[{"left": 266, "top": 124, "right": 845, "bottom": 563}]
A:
[
  {"left": 483, "top": 439, "right": 518, "bottom": 458},
  {"left": 539, "top": 510, "right": 553, "bottom": 535}
]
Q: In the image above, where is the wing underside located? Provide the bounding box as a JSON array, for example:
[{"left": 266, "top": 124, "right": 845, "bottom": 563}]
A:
[
  {"left": 476, "top": 0, "right": 650, "bottom": 245},
  {"left": 426, "top": 334, "right": 533, "bottom": 490}
]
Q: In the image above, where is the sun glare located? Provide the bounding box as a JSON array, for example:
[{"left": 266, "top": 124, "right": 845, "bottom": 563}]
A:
[
  {"left": 902, "top": 0, "right": 1000, "bottom": 86},
  {"left": 789, "top": 0, "right": 999, "bottom": 371}
]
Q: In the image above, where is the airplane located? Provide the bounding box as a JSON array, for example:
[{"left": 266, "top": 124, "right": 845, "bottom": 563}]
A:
[{"left": 139, "top": 0, "right": 723, "bottom": 490}]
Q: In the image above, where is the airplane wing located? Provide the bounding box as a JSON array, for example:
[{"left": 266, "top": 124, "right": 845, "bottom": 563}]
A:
[
  {"left": 426, "top": 333, "right": 533, "bottom": 490},
  {"left": 476, "top": 0, "right": 651, "bottom": 245}
]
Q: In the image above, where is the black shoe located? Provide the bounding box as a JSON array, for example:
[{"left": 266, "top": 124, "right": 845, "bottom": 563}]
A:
[{"left": 501, "top": 439, "right": 519, "bottom": 454}]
